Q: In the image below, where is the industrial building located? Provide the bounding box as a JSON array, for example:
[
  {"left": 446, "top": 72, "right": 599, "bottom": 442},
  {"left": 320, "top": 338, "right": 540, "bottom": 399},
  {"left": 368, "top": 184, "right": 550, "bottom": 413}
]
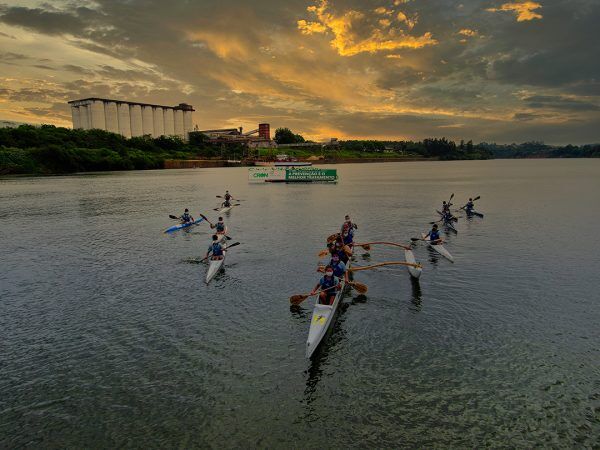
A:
[
  {"left": 198, "top": 123, "right": 274, "bottom": 148},
  {"left": 68, "top": 98, "right": 194, "bottom": 141}
]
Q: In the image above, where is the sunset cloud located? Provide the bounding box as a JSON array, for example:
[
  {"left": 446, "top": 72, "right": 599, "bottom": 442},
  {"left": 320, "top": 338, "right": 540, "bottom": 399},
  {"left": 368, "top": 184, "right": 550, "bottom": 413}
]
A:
[
  {"left": 487, "top": 1, "right": 543, "bottom": 22},
  {"left": 298, "top": 0, "right": 437, "bottom": 56}
]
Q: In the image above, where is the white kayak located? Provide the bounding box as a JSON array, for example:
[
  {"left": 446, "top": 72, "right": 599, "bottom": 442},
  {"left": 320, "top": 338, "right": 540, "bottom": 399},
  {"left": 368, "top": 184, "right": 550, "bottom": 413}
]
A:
[
  {"left": 404, "top": 249, "right": 422, "bottom": 279},
  {"left": 437, "top": 210, "right": 458, "bottom": 232},
  {"left": 217, "top": 205, "right": 233, "bottom": 213},
  {"left": 421, "top": 233, "right": 454, "bottom": 262},
  {"left": 205, "top": 241, "right": 227, "bottom": 284},
  {"left": 306, "top": 259, "right": 352, "bottom": 358}
]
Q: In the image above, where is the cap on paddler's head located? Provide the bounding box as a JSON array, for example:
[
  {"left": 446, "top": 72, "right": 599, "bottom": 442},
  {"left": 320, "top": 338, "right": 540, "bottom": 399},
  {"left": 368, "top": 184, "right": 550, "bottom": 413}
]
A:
[
  {"left": 185, "top": 208, "right": 189, "bottom": 212},
  {"left": 433, "top": 224, "right": 438, "bottom": 229},
  {"left": 212, "top": 234, "right": 218, "bottom": 240},
  {"left": 345, "top": 215, "right": 350, "bottom": 220},
  {"left": 218, "top": 217, "right": 223, "bottom": 221}
]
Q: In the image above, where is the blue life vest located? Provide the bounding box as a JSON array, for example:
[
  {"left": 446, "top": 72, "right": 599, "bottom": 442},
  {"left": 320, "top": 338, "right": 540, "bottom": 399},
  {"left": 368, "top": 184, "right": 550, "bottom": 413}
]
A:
[
  {"left": 210, "top": 242, "right": 223, "bottom": 256},
  {"left": 329, "top": 260, "right": 346, "bottom": 277},
  {"left": 319, "top": 275, "right": 339, "bottom": 291},
  {"left": 216, "top": 222, "right": 225, "bottom": 233},
  {"left": 429, "top": 230, "right": 440, "bottom": 241}
]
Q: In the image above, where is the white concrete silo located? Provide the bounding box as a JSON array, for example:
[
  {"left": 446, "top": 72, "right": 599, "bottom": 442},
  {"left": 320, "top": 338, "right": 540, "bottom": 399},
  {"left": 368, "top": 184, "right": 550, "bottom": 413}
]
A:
[
  {"left": 104, "top": 101, "right": 119, "bottom": 134},
  {"left": 174, "top": 109, "right": 184, "bottom": 138},
  {"left": 117, "top": 103, "right": 132, "bottom": 138},
  {"left": 163, "top": 108, "right": 175, "bottom": 136},
  {"left": 153, "top": 107, "right": 164, "bottom": 137},
  {"left": 130, "top": 104, "right": 143, "bottom": 137},
  {"left": 142, "top": 106, "right": 154, "bottom": 136},
  {"left": 71, "top": 106, "right": 81, "bottom": 129},
  {"left": 79, "top": 104, "right": 91, "bottom": 130},
  {"left": 90, "top": 100, "right": 106, "bottom": 129},
  {"left": 183, "top": 110, "right": 193, "bottom": 140}
]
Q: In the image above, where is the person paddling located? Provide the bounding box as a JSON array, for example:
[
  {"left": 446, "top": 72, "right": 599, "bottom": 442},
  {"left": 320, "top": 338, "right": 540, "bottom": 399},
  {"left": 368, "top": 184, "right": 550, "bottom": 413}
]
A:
[
  {"left": 180, "top": 208, "right": 194, "bottom": 223},
  {"left": 464, "top": 198, "right": 475, "bottom": 214},
  {"left": 334, "top": 236, "right": 352, "bottom": 263},
  {"left": 340, "top": 214, "right": 357, "bottom": 245},
  {"left": 206, "top": 235, "right": 225, "bottom": 260},
  {"left": 310, "top": 265, "right": 341, "bottom": 305},
  {"left": 425, "top": 224, "right": 443, "bottom": 244},
  {"left": 223, "top": 190, "right": 234, "bottom": 208},
  {"left": 210, "top": 216, "right": 227, "bottom": 237},
  {"left": 329, "top": 252, "right": 346, "bottom": 277}
]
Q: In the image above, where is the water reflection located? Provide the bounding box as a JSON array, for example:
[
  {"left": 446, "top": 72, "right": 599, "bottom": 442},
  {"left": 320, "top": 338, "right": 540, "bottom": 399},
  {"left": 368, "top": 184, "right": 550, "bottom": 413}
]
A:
[{"left": 410, "top": 277, "right": 422, "bottom": 311}]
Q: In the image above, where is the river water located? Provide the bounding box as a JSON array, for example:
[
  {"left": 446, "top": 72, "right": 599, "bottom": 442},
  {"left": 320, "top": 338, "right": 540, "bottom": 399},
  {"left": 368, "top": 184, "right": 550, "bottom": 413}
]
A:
[{"left": 1, "top": 160, "right": 599, "bottom": 447}]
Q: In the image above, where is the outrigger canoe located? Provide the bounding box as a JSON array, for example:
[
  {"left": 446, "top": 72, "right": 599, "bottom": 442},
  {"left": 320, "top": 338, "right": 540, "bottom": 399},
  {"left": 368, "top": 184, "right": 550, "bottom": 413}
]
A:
[
  {"left": 421, "top": 233, "right": 454, "bottom": 262},
  {"left": 306, "top": 257, "right": 352, "bottom": 358},
  {"left": 205, "top": 240, "right": 227, "bottom": 284},
  {"left": 164, "top": 217, "right": 204, "bottom": 233},
  {"left": 404, "top": 249, "right": 422, "bottom": 278}
]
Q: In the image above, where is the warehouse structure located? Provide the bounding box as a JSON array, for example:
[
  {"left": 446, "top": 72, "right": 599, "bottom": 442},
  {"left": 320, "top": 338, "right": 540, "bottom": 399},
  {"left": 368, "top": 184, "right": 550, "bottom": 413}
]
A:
[
  {"left": 198, "top": 123, "right": 274, "bottom": 148},
  {"left": 68, "top": 98, "right": 194, "bottom": 141}
]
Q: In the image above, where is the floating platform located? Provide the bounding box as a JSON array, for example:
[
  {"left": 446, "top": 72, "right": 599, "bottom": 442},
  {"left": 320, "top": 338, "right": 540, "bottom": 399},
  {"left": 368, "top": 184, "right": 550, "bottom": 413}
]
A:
[{"left": 248, "top": 167, "right": 337, "bottom": 183}]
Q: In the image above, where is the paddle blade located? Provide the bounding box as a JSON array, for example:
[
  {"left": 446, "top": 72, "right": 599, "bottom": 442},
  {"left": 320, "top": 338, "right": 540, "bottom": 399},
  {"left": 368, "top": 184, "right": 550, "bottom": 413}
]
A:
[
  {"left": 216, "top": 195, "right": 223, "bottom": 198},
  {"left": 327, "top": 233, "right": 339, "bottom": 243},
  {"left": 351, "top": 281, "right": 368, "bottom": 294},
  {"left": 361, "top": 244, "right": 371, "bottom": 251},
  {"left": 169, "top": 214, "right": 180, "bottom": 220},
  {"left": 473, "top": 195, "right": 481, "bottom": 201},
  {"left": 227, "top": 242, "right": 241, "bottom": 249},
  {"left": 318, "top": 250, "right": 329, "bottom": 258},
  {"left": 290, "top": 294, "right": 309, "bottom": 305}
]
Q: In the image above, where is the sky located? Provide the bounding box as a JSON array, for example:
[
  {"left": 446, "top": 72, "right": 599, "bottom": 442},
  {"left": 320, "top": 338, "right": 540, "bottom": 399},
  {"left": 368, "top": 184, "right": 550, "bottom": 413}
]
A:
[{"left": 0, "top": 0, "right": 598, "bottom": 144}]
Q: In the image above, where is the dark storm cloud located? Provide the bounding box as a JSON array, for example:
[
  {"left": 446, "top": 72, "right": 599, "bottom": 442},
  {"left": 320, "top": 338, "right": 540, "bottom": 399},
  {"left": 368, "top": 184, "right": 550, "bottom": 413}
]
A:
[
  {"left": 0, "top": 5, "right": 89, "bottom": 35},
  {"left": 523, "top": 95, "right": 599, "bottom": 111}
]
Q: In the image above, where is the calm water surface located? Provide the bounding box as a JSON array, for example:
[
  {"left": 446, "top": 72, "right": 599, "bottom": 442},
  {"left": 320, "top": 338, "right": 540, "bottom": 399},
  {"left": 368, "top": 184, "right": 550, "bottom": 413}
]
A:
[{"left": 1, "top": 160, "right": 599, "bottom": 447}]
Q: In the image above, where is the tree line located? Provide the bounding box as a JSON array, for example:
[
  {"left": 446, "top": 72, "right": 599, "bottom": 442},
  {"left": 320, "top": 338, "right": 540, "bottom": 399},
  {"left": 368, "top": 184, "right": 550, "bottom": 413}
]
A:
[{"left": 0, "top": 125, "right": 245, "bottom": 175}]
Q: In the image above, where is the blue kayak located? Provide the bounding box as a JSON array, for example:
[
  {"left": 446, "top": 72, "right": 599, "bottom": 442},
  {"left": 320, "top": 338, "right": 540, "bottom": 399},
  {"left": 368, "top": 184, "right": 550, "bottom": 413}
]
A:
[{"left": 164, "top": 217, "right": 204, "bottom": 233}]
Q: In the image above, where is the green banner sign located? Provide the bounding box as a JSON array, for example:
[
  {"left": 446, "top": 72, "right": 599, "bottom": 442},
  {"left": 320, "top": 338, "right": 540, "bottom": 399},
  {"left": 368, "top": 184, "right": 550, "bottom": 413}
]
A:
[{"left": 285, "top": 168, "right": 337, "bottom": 182}]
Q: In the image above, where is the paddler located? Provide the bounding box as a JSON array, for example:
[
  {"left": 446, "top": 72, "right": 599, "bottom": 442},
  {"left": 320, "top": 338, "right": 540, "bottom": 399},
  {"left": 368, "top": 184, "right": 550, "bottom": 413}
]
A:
[
  {"left": 310, "top": 265, "right": 341, "bottom": 305},
  {"left": 340, "top": 214, "right": 357, "bottom": 245},
  {"left": 464, "top": 198, "right": 475, "bottom": 214},
  {"left": 329, "top": 252, "right": 346, "bottom": 277},
  {"left": 223, "top": 190, "right": 234, "bottom": 207},
  {"left": 424, "top": 223, "right": 442, "bottom": 244},
  {"left": 210, "top": 216, "right": 227, "bottom": 237},
  {"left": 205, "top": 234, "right": 225, "bottom": 260},
  {"left": 441, "top": 201, "right": 456, "bottom": 222},
  {"left": 180, "top": 208, "right": 194, "bottom": 223},
  {"left": 333, "top": 236, "right": 352, "bottom": 263}
]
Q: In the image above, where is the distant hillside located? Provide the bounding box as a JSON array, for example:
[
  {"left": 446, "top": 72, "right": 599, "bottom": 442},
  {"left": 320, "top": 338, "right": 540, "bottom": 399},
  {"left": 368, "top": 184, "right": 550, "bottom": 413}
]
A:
[{"left": 476, "top": 141, "right": 600, "bottom": 158}]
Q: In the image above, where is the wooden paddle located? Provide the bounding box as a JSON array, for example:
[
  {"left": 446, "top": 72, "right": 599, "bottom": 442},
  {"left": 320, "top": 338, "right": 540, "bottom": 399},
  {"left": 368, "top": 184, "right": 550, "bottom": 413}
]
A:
[
  {"left": 349, "top": 261, "right": 422, "bottom": 272},
  {"left": 348, "top": 280, "right": 368, "bottom": 294},
  {"left": 289, "top": 284, "right": 338, "bottom": 305},
  {"left": 355, "top": 241, "right": 412, "bottom": 251},
  {"left": 327, "top": 233, "right": 340, "bottom": 243}
]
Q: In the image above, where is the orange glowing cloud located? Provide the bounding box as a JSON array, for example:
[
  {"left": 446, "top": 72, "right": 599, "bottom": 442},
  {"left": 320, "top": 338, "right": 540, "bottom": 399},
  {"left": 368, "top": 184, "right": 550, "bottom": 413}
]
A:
[
  {"left": 487, "top": 1, "right": 543, "bottom": 22},
  {"left": 298, "top": 0, "right": 437, "bottom": 57}
]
